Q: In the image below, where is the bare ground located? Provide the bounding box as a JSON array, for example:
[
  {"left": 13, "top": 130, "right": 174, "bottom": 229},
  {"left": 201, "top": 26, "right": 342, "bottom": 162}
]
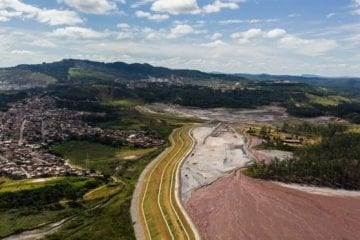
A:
[
  {"left": 186, "top": 171, "right": 360, "bottom": 240},
  {"left": 180, "top": 124, "right": 252, "bottom": 202}
]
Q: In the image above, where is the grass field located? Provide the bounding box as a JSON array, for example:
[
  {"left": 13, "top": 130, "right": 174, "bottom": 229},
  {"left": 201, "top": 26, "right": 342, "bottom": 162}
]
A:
[
  {"left": 50, "top": 141, "right": 157, "bottom": 176},
  {"left": 83, "top": 183, "right": 124, "bottom": 201},
  {"left": 140, "top": 125, "right": 197, "bottom": 240},
  {"left": 309, "top": 95, "right": 350, "bottom": 106},
  {"left": 101, "top": 99, "right": 143, "bottom": 108},
  {"left": 0, "top": 177, "right": 92, "bottom": 193}
]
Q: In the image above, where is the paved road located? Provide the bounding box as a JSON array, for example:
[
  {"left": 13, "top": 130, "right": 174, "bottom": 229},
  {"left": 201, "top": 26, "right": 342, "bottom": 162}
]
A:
[{"left": 131, "top": 125, "right": 200, "bottom": 240}]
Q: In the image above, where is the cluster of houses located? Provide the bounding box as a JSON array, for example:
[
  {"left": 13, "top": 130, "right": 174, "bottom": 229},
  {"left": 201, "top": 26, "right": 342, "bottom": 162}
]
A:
[{"left": 0, "top": 95, "right": 164, "bottom": 179}]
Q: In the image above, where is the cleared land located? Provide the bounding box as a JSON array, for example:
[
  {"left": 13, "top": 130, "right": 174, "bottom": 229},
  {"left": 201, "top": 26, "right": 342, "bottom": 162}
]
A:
[
  {"left": 187, "top": 172, "right": 360, "bottom": 240},
  {"left": 144, "top": 104, "right": 288, "bottom": 123},
  {"left": 181, "top": 123, "right": 252, "bottom": 202},
  {"left": 137, "top": 125, "right": 198, "bottom": 240}
]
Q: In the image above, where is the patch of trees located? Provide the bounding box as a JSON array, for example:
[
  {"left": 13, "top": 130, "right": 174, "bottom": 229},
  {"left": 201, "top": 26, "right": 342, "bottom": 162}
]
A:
[
  {"left": 281, "top": 122, "right": 348, "bottom": 137},
  {"left": 0, "top": 91, "right": 28, "bottom": 111},
  {"left": 56, "top": 100, "right": 115, "bottom": 113},
  {"left": 284, "top": 101, "right": 360, "bottom": 123},
  {"left": 246, "top": 126, "right": 360, "bottom": 190},
  {"left": 134, "top": 85, "right": 306, "bottom": 109},
  {"left": 67, "top": 134, "right": 126, "bottom": 148},
  {"left": 0, "top": 179, "right": 101, "bottom": 209}
]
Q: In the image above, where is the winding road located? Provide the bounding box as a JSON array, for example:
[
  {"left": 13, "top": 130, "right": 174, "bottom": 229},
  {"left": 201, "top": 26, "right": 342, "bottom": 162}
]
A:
[{"left": 131, "top": 125, "right": 200, "bottom": 240}]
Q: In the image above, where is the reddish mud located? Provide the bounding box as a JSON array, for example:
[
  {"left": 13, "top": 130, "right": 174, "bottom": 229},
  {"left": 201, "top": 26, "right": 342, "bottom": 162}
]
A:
[{"left": 186, "top": 172, "right": 360, "bottom": 240}]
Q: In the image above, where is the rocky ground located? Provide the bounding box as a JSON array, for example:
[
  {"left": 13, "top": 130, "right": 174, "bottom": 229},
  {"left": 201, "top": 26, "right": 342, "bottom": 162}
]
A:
[
  {"left": 180, "top": 123, "right": 252, "bottom": 202},
  {"left": 145, "top": 104, "right": 288, "bottom": 123}
]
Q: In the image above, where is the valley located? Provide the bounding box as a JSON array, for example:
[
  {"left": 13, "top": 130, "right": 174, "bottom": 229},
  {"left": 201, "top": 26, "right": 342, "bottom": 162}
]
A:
[{"left": 0, "top": 59, "right": 359, "bottom": 240}]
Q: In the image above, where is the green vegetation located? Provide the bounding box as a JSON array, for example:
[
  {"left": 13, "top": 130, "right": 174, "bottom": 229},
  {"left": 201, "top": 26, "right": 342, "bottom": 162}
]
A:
[
  {"left": 0, "top": 69, "right": 57, "bottom": 86},
  {"left": 44, "top": 149, "right": 163, "bottom": 240},
  {"left": 0, "top": 91, "right": 28, "bottom": 111},
  {"left": 309, "top": 95, "right": 350, "bottom": 106},
  {"left": 0, "top": 177, "right": 102, "bottom": 238},
  {"left": 0, "top": 206, "right": 75, "bottom": 238},
  {"left": 246, "top": 123, "right": 360, "bottom": 190},
  {"left": 0, "top": 178, "right": 101, "bottom": 209},
  {"left": 68, "top": 68, "right": 117, "bottom": 83},
  {"left": 101, "top": 98, "right": 143, "bottom": 108},
  {"left": 83, "top": 183, "right": 124, "bottom": 201},
  {"left": 50, "top": 140, "right": 157, "bottom": 176},
  {"left": 0, "top": 177, "right": 85, "bottom": 193}
]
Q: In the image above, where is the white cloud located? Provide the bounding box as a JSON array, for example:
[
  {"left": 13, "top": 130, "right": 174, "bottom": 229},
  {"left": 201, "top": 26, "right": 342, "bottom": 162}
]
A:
[
  {"left": 0, "top": 0, "right": 82, "bottom": 25},
  {"left": 141, "top": 24, "right": 199, "bottom": 40},
  {"left": 116, "top": 31, "right": 133, "bottom": 40},
  {"left": 352, "top": 0, "right": 360, "bottom": 14},
  {"left": 168, "top": 24, "right": 195, "bottom": 38},
  {"left": 131, "top": 0, "right": 153, "bottom": 8},
  {"left": 151, "top": 0, "right": 200, "bottom": 15},
  {"left": 219, "top": 18, "right": 277, "bottom": 25},
  {"left": 231, "top": 28, "right": 263, "bottom": 39},
  {"left": 326, "top": 12, "right": 336, "bottom": 18},
  {"left": 201, "top": 39, "right": 227, "bottom": 47},
  {"left": 203, "top": 0, "right": 239, "bottom": 13},
  {"left": 50, "top": 27, "right": 109, "bottom": 39},
  {"left": 210, "top": 32, "right": 222, "bottom": 40},
  {"left": 266, "top": 28, "right": 287, "bottom": 38},
  {"left": 135, "top": 10, "right": 169, "bottom": 21},
  {"left": 36, "top": 9, "right": 83, "bottom": 26},
  {"left": 117, "top": 23, "right": 130, "bottom": 29},
  {"left": 30, "top": 39, "right": 56, "bottom": 48},
  {"left": 288, "top": 13, "right": 300, "bottom": 18},
  {"left": 151, "top": 0, "right": 241, "bottom": 15},
  {"left": 11, "top": 50, "right": 34, "bottom": 54},
  {"left": 231, "top": 28, "right": 338, "bottom": 56},
  {"left": 0, "top": 9, "right": 21, "bottom": 22},
  {"left": 58, "top": 0, "right": 117, "bottom": 14},
  {"left": 279, "top": 35, "right": 338, "bottom": 56}
]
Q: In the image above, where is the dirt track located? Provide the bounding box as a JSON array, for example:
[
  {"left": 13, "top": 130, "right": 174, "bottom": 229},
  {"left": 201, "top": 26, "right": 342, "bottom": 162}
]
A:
[{"left": 187, "top": 171, "right": 360, "bottom": 240}]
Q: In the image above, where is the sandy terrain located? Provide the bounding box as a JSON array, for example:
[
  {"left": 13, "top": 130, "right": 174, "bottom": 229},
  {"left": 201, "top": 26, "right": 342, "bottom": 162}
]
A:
[
  {"left": 187, "top": 171, "right": 360, "bottom": 240},
  {"left": 180, "top": 124, "right": 252, "bottom": 201}
]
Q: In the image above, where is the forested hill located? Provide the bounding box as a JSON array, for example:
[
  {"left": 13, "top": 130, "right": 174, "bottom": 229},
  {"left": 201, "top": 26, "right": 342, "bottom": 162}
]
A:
[
  {"left": 6, "top": 59, "right": 246, "bottom": 84},
  {"left": 1, "top": 59, "right": 360, "bottom": 123},
  {"left": 236, "top": 73, "right": 360, "bottom": 96}
]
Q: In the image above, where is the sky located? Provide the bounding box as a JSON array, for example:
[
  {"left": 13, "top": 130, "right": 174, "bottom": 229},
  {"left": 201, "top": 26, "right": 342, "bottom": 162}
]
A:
[{"left": 0, "top": 0, "right": 360, "bottom": 76}]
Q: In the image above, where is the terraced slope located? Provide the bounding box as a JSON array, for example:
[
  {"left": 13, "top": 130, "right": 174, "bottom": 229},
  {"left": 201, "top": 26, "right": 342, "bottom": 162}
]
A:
[{"left": 137, "top": 125, "right": 198, "bottom": 240}]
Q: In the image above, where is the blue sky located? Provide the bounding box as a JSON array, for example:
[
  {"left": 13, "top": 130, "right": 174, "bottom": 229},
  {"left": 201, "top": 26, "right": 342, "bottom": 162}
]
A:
[{"left": 0, "top": 0, "right": 359, "bottom": 76}]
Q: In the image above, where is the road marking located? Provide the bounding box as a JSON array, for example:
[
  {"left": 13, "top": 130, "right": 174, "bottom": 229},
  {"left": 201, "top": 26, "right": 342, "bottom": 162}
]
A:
[
  {"left": 157, "top": 129, "right": 184, "bottom": 240},
  {"left": 141, "top": 126, "right": 196, "bottom": 240},
  {"left": 141, "top": 129, "right": 177, "bottom": 239},
  {"left": 169, "top": 128, "right": 191, "bottom": 240}
]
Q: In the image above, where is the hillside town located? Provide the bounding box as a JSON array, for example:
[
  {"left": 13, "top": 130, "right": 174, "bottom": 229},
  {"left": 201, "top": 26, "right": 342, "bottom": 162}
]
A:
[{"left": 0, "top": 95, "right": 164, "bottom": 179}]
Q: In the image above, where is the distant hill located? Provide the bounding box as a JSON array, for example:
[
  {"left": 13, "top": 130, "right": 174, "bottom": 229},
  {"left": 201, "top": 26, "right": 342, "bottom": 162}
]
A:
[
  {"left": 1, "top": 59, "right": 359, "bottom": 96},
  {"left": 235, "top": 73, "right": 360, "bottom": 95},
  {"left": 5, "top": 59, "right": 246, "bottom": 85}
]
